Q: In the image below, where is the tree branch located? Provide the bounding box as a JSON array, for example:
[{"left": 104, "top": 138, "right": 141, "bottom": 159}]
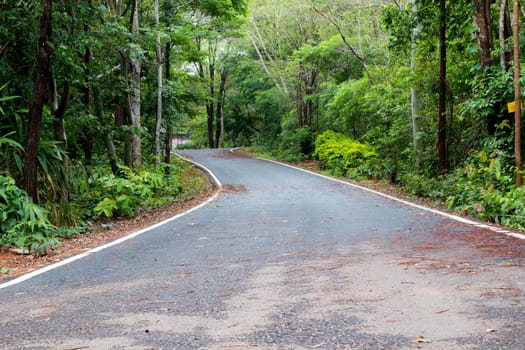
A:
[{"left": 312, "top": 3, "right": 374, "bottom": 85}]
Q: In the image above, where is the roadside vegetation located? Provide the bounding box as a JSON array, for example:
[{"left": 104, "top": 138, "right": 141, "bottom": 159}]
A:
[{"left": 0, "top": 159, "right": 208, "bottom": 256}]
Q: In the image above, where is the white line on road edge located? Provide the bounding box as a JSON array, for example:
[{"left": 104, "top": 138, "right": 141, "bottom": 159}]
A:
[
  {"left": 257, "top": 155, "right": 525, "bottom": 241},
  {"left": 0, "top": 156, "right": 222, "bottom": 291}
]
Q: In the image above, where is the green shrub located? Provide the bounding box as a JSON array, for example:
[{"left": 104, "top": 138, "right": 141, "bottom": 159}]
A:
[
  {"left": 443, "top": 137, "right": 525, "bottom": 229},
  {"left": 314, "top": 130, "right": 377, "bottom": 177},
  {"left": 0, "top": 176, "right": 60, "bottom": 255},
  {"left": 91, "top": 164, "right": 184, "bottom": 218},
  {"left": 270, "top": 127, "right": 314, "bottom": 162},
  {"left": 399, "top": 173, "right": 445, "bottom": 200}
]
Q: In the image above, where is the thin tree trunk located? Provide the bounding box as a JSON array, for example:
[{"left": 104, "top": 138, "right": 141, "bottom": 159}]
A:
[
  {"left": 301, "top": 69, "right": 316, "bottom": 128},
  {"left": 500, "top": 0, "right": 512, "bottom": 71},
  {"left": 129, "top": 0, "right": 142, "bottom": 171},
  {"left": 438, "top": 0, "right": 448, "bottom": 175},
  {"left": 474, "top": 0, "right": 498, "bottom": 134},
  {"left": 154, "top": 0, "right": 163, "bottom": 168},
  {"left": 208, "top": 62, "right": 216, "bottom": 148},
  {"left": 216, "top": 67, "right": 228, "bottom": 149},
  {"left": 164, "top": 42, "right": 172, "bottom": 165},
  {"left": 296, "top": 71, "right": 303, "bottom": 128},
  {"left": 197, "top": 60, "right": 215, "bottom": 148},
  {"left": 248, "top": 34, "right": 286, "bottom": 96},
  {"left": 410, "top": 1, "right": 423, "bottom": 169},
  {"left": 118, "top": 50, "right": 132, "bottom": 167},
  {"left": 82, "top": 1, "right": 93, "bottom": 166},
  {"left": 24, "top": 0, "right": 52, "bottom": 203},
  {"left": 513, "top": 0, "right": 522, "bottom": 186},
  {"left": 249, "top": 17, "right": 289, "bottom": 95}
]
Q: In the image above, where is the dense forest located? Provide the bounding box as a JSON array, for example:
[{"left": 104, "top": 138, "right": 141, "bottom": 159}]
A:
[{"left": 1, "top": 0, "right": 525, "bottom": 254}]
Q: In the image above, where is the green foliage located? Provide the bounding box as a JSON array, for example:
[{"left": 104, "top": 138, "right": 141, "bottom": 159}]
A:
[
  {"left": 91, "top": 164, "right": 183, "bottom": 218},
  {"left": 268, "top": 127, "right": 314, "bottom": 162},
  {"left": 459, "top": 68, "right": 514, "bottom": 128},
  {"left": 443, "top": 137, "right": 525, "bottom": 228},
  {"left": 0, "top": 176, "right": 59, "bottom": 255},
  {"left": 399, "top": 173, "right": 444, "bottom": 199},
  {"left": 314, "top": 130, "right": 377, "bottom": 177}
]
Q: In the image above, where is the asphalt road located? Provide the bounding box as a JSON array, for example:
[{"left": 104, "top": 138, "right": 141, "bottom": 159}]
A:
[{"left": 1, "top": 149, "right": 524, "bottom": 349}]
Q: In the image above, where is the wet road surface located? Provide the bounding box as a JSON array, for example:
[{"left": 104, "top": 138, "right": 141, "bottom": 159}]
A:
[{"left": 0, "top": 149, "right": 524, "bottom": 349}]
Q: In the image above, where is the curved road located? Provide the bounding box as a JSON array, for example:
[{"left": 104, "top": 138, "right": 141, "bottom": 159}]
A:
[{"left": 1, "top": 149, "right": 524, "bottom": 349}]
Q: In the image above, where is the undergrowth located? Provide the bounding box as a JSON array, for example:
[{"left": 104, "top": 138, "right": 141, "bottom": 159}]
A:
[{"left": 0, "top": 159, "right": 201, "bottom": 255}]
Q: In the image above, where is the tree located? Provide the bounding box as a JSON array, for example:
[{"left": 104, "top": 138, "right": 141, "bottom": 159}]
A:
[
  {"left": 513, "top": 0, "right": 522, "bottom": 186},
  {"left": 154, "top": 0, "right": 163, "bottom": 167},
  {"left": 410, "top": 0, "right": 423, "bottom": 168},
  {"left": 23, "top": 0, "right": 53, "bottom": 202},
  {"left": 500, "top": 0, "right": 512, "bottom": 71},
  {"left": 129, "top": 0, "right": 142, "bottom": 171},
  {"left": 473, "top": 0, "right": 495, "bottom": 71},
  {"left": 437, "top": 0, "right": 448, "bottom": 175}
]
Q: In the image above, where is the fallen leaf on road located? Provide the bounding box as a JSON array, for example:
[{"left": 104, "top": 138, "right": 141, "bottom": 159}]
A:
[
  {"left": 486, "top": 328, "right": 497, "bottom": 333},
  {"left": 412, "top": 336, "right": 432, "bottom": 343}
]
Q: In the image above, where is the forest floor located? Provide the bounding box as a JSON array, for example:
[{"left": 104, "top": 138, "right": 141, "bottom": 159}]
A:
[{"left": 0, "top": 164, "right": 217, "bottom": 282}]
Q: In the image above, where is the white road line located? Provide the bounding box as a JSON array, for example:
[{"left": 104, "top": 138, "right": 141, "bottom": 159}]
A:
[
  {"left": 0, "top": 156, "right": 222, "bottom": 290},
  {"left": 2, "top": 150, "right": 523, "bottom": 290},
  {"left": 258, "top": 156, "right": 525, "bottom": 241}
]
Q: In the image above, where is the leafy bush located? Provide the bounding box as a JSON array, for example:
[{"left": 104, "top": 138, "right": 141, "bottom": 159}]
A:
[
  {"left": 0, "top": 176, "right": 60, "bottom": 255},
  {"left": 443, "top": 137, "right": 525, "bottom": 229},
  {"left": 273, "top": 127, "right": 314, "bottom": 162},
  {"left": 91, "top": 164, "right": 183, "bottom": 218},
  {"left": 399, "top": 173, "right": 445, "bottom": 200},
  {"left": 314, "top": 130, "right": 377, "bottom": 177}
]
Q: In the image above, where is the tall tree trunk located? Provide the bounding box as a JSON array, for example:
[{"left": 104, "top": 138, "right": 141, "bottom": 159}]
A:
[
  {"left": 23, "top": 0, "right": 52, "bottom": 203},
  {"left": 438, "top": 0, "right": 448, "bottom": 175},
  {"left": 197, "top": 60, "right": 215, "bottom": 148},
  {"left": 474, "top": 0, "right": 496, "bottom": 71},
  {"left": 216, "top": 66, "right": 227, "bottom": 149},
  {"left": 247, "top": 19, "right": 289, "bottom": 97},
  {"left": 305, "top": 69, "right": 317, "bottom": 128},
  {"left": 474, "top": 0, "right": 499, "bottom": 134},
  {"left": 208, "top": 62, "right": 216, "bottom": 148},
  {"left": 129, "top": 0, "right": 142, "bottom": 171},
  {"left": 82, "top": 3, "right": 93, "bottom": 166},
  {"left": 164, "top": 42, "right": 172, "bottom": 165},
  {"left": 154, "top": 0, "right": 163, "bottom": 167},
  {"left": 296, "top": 84, "right": 303, "bottom": 128},
  {"left": 513, "top": 0, "right": 522, "bottom": 186},
  {"left": 118, "top": 50, "right": 133, "bottom": 167},
  {"left": 410, "top": 0, "right": 423, "bottom": 169},
  {"left": 500, "top": 0, "right": 512, "bottom": 71}
]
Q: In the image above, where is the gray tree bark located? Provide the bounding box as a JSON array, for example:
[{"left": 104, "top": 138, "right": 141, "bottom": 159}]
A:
[
  {"left": 129, "top": 0, "right": 142, "bottom": 171},
  {"left": 154, "top": 0, "right": 163, "bottom": 167}
]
